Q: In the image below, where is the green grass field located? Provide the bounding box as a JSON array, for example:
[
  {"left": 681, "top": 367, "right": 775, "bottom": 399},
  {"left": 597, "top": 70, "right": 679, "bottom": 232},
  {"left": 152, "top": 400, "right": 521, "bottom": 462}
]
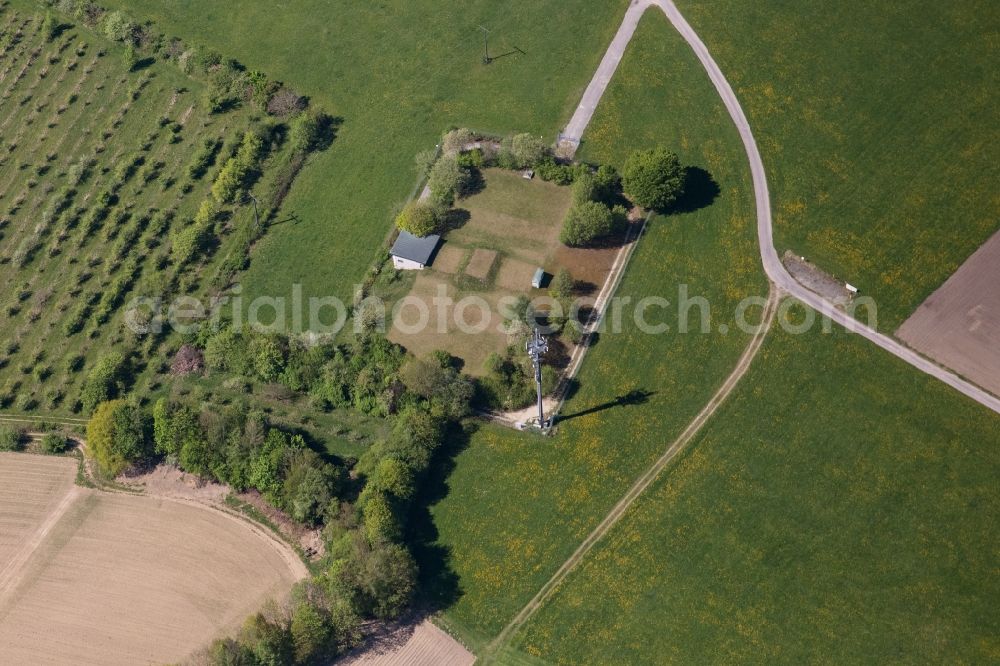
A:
[
  {"left": 99, "top": 0, "right": 631, "bottom": 312},
  {"left": 679, "top": 0, "right": 1000, "bottom": 330},
  {"left": 44, "top": 0, "right": 999, "bottom": 662},
  {"left": 0, "top": 0, "right": 277, "bottom": 413},
  {"left": 514, "top": 309, "right": 1000, "bottom": 663},
  {"left": 423, "top": 13, "right": 767, "bottom": 649}
]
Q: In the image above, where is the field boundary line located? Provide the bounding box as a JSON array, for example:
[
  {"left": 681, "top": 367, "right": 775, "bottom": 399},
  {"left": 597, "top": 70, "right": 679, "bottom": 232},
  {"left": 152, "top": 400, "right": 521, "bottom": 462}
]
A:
[{"left": 486, "top": 285, "right": 780, "bottom": 657}]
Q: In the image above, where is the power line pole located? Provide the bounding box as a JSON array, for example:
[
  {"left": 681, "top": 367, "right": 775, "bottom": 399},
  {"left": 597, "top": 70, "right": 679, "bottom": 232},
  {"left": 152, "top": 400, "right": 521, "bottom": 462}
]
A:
[
  {"left": 478, "top": 25, "right": 492, "bottom": 65},
  {"left": 247, "top": 192, "right": 260, "bottom": 233}
]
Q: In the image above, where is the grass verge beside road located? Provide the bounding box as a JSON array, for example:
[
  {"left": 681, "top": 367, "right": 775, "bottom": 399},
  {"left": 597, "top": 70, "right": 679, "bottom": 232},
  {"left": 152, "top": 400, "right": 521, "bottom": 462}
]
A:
[{"left": 679, "top": 0, "right": 1000, "bottom": 330}]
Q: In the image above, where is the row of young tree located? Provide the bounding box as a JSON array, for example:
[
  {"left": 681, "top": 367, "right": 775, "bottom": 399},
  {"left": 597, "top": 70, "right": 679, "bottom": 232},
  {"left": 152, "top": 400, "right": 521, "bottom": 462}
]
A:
[{"left": 44, "top": 0, "right": 311, "bottom": 120}]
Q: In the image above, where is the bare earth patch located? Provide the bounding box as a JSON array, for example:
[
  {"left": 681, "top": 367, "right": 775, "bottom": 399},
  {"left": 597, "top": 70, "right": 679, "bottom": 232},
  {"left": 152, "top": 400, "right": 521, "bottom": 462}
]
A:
[
  {"left": 0, "top": 453, "right": 305, "bottom": 666},
  {"left": 896, "top": 229, "right": 1000, "bottom": 397},
  {"left": 432, "top": 244, "right": 467, "bottom": 275},
  {"left": 340, "top": 618, "right": 475, "bottom": 666},
  {"left": 464, "top": 248, "right": 498, "bottom": 280},
  {"left": 122, "top": 464, "right": 324, "bottom": 557},
  {"left": 495, "top": 257, "right": 538, "bottom": 292},
  {"left": 782, "top": 250, "right": 853, "bottom": 305}
]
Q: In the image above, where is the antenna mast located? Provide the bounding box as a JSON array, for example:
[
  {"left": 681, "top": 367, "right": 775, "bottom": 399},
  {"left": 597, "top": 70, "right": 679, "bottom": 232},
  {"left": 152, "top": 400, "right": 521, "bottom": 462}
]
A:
[
  {"left": 478, "top": 25, "right": 492, "bottom": 64},
  {"left": 525, "top": 327, "right": 549, "bottom": 428}
]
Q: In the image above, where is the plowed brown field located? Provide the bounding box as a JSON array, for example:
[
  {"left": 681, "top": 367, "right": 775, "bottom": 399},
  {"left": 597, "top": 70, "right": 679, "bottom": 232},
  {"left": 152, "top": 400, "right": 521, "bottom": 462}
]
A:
[{"left": 0, "top": 453, "right": 305, "bottom": 665}]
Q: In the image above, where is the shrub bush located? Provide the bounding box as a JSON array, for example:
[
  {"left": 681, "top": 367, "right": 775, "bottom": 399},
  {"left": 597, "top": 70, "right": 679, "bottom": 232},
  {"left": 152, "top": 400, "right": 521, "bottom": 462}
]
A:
[
  {"left": 427, "top": 155, "right": 469, "bottom": 205},
  {"left": 41, "top": 432, "right": 70, "bottom": 454},
  {"left": 266, "top": 86, "right": 306, "bottom": 116},
  {"left": 80, "top": 351, "right": 126, "bottom": 414},
  {"left": 535, "top": 156, "right": 577, "bottom": 185},
  {"left": 499, "top": 132, "right": 547, "bottom": 170},
  {"left": 393, "top": 201, "right": 439, "bottom": 238},
  {"left": 289, "top": 111, "right": 325, "bottom": 153},
  {"left": 0, "top": 426, "right": 25, "bottom": 451},
  {"left": 442, "top": 127, "right": 474, "bottom": 155},
  {"left": 101, "top": 10, "right": 134, "bottom": 43},
  {"left": 211, "top": 131, "right": 265, "bottom": 203}
]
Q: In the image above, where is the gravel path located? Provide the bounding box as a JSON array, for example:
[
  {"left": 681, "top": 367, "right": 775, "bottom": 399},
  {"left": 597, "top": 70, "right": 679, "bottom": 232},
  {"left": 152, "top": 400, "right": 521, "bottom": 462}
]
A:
[{"left": 558, "top": 0, "right": 653, "bottom": 155}]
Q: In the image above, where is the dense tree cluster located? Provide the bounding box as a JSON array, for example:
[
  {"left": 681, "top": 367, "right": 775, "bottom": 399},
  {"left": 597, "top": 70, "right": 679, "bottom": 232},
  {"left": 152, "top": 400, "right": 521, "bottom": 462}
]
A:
[
  {"left": 80, "top": 332, "right": 474, "bottom": 664},
  {"left": 560, "top": 166, "right": 628, "bottom": 247},
  {"left": 86, "top": 398, "right": 150, "bottom": 477},
  {"left": 152, "top": 400, "right": 344, "bottom": 524}
]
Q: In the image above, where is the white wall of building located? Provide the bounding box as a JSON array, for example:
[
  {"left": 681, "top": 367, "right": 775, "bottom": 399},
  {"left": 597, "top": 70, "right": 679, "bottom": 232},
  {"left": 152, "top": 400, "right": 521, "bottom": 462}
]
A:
[{"left": 392, "top": 255, "right": 424, "bottom": 270}]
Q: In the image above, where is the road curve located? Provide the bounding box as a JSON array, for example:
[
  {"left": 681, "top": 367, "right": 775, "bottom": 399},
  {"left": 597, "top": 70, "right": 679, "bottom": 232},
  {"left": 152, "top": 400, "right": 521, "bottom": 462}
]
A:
[{"left": 654, "top": 0, "right": 1000, "bottom": 416}]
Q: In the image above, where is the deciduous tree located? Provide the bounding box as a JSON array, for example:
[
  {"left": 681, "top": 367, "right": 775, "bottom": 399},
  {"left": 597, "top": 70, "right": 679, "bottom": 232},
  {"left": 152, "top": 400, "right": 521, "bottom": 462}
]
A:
[
  {"left": 621, "top": 147, "right": 685, "bottom": 210},
  {"left": 393, "top": 201, "right": 439, "bottom": 238}
]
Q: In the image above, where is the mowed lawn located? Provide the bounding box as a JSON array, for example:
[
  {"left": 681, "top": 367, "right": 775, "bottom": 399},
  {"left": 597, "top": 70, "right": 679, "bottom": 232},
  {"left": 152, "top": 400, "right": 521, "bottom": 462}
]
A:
[
  {"left": 102, "top": 0, "right": 630, "bottom": 310},
  {"left": 678, "top": 0, "right": 1000, "bottom": 330},
  {"left": 386, "top": 169, "right": 574, "bottom": 375},
  {"left": 515, "top": 310, "right": 1000, "bottom": 664},
  {"left": 424, "top": 14, "right": 767, "bottom": 649}
]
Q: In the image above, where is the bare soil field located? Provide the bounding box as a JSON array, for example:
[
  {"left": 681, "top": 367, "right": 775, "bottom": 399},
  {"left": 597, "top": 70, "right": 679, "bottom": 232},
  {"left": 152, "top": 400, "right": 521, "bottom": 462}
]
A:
[
  {"left": 339, "top": 618, "right": 475, "bottom": 666},
  {"left": 433, "top": 245, "right": 467, "bottom": 275},
  {"left": 0, "top": 453, "right": 77, "bottom": 571},
  {"left": 0, "top": 453, "right": 305, "bottom": 665},
  {"left": 464, "top": 248, "right": 498, "bottom": 280},
  {"left": 897, "top": 230, "right": 1000, "bottom": 396}
]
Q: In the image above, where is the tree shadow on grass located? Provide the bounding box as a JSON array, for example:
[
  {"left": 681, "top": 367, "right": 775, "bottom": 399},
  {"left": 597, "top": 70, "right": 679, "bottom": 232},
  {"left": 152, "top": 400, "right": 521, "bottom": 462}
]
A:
[
  {"left": 407, "top": 419, "right": 473, "bottom": 611},
  {"left": 313, "top": 114, "right": 343, "bottom": 152},
  {"left": 556, "top": 388, "right": 656, "bottom": 424},
  {"left": 460, "top": 167, "right": 487, "bottom": 197},
  {"left": 440, "top": 208, "right": 470, "bottom": 233},
  {"left": 669, "top": 166, "right": 720, "bottom": 214},
  {"left": 132, "top": 57, "right": 156, "bottom": 72}
]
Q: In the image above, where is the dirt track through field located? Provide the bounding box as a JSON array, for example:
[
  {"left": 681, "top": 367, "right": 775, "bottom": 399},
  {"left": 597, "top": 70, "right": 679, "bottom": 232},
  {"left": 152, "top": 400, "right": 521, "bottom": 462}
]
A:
[
  {"left": 487, "top": 285, "right": 780, "bottom": 655},
  {"left": 0, "top": 484, "right": 81, "bottom": 610}
]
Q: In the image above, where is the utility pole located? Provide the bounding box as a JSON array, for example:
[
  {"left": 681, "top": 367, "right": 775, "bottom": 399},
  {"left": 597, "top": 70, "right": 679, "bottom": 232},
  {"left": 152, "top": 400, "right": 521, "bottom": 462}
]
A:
[
  {"left": 478, "top": 25, "right": 492, "bottom": 65},
  {"left": 247, "top": 192, "right": 260, "bottom": 233},
  {"left": 525, "top": 327, "right": 549, "bottom": 428}
]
